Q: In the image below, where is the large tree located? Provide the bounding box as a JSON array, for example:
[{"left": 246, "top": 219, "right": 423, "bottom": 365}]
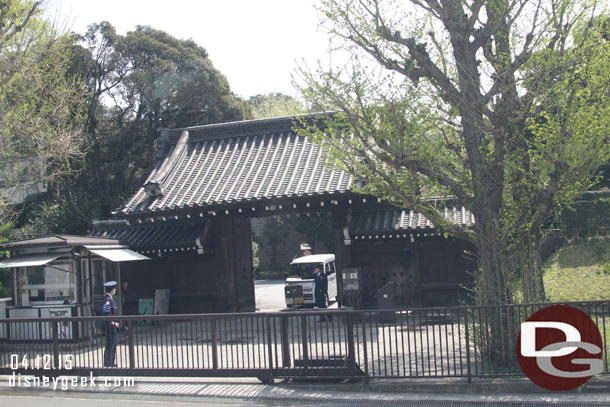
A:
[
  {"left": 121, "top": 26, "right": 249, "bottom": 135},
  {"left": 22, "top": 23, "right": 251, "bottom": 234},
  {"left": 297, "top": 0, "right": 610, "bottom": 309}
]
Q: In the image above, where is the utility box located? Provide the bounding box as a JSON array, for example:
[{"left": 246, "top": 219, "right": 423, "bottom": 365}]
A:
[
  {"left": 341, "top": 268, "right": 362, "bottom": 307},
  {"left": 376, "top": 282, "right": 396, "bottom": 323}
]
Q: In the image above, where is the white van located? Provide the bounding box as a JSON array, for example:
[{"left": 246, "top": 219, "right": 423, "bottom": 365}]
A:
[{"left": 285, "top": 254, "right": 338, "bottom": 307}]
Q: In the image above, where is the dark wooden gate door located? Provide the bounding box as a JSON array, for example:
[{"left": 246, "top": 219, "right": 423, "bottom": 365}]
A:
[
  {"left": 233, "top": 217, "right": 255, "bottom": 311},
  {"left": 350, "top": 244, "right": 413, "bottom": 306}
]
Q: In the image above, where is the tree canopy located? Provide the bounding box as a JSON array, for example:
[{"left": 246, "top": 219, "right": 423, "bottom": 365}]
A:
[
  {"left": 0, "top": 0, "right": 86, "bottom": 229},
  {"left": 247, "top": 92, "right": 304, "bottom": 119},
  {"left": 14, "top": 21, "right": 251, "bottom": 236}
]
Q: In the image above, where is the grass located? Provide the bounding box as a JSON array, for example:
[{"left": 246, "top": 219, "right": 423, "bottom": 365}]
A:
[{"left": 543, "top": 237, "right": 610, "bottom": 302}]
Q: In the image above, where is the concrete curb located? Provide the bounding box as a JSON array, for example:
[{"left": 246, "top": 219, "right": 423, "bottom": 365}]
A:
[{"left": 280, "top": 376, "right": 610, "bottom": 395}]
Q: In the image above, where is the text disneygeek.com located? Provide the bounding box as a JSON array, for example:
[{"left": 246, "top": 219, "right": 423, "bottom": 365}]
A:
[{"left": 7, "top": 354, "right": 135, "bottom": 391}]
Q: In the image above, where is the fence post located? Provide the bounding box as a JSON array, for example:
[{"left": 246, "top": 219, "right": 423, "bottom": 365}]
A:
[
  {"left": 360, "top": 312, "right": 369, "bottom": 384},
  {"left": 301, "top": 315, "right": 308, "bottom": 368},
  {"left": 606, "top": 302, "right": 610, "bottom": 373},
  {"left": 346, "top": 313, "right": 356, "bottom": 373},
  {"left": 211, "top": 319, "right": 218, "bottom": 370},
  {"left": 52, "top": 322, "right": 59, "bottom": 369},
  {"left": 464, "top": 307, "right": 472, "bottom": 383},
  {"left": 280, "top": 315, "right": 291, "bottom": 367},
  {"left": 128, "top": 320, "right": 135, "bottom": 369},
  {"left": 266, "top": 316, "right": 275, "bottom": 383}
]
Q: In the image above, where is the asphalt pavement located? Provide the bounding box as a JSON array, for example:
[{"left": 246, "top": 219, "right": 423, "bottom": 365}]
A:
[
  {"left": 1, "top": 374, "right": 610, "bottom": 406},
  {"left": 255, "top": 280, "right": 286, "bottom": 312}
]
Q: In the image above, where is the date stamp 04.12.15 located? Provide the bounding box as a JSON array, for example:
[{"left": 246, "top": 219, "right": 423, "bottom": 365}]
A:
[{"left": 7, "top": 354, "right": 135, "bottom": 390}]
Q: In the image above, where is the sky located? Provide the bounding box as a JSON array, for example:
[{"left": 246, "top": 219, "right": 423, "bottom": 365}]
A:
[{"left": 50, "top": 0, "right": 333, "bottom": 100}]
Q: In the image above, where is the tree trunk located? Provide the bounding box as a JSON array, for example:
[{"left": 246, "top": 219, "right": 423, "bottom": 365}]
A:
[
  {"left": 473, "top": 210, "right": 546, "bottom": 367},
  {"left": 474, "top": 211, "right": 513, "bottom": 306},
  {"left": 473, "top": 207, "right": 516, "bottom": 367}
]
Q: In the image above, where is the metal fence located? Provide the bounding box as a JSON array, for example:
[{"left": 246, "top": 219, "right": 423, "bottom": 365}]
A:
[{"left": 0, "top": 300, "right": 608, "bottom": 382}]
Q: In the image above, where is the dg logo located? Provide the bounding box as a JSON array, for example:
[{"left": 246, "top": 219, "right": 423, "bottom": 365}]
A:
[{"left": 517, "top": 305, "right": 604, "bottom": 391}]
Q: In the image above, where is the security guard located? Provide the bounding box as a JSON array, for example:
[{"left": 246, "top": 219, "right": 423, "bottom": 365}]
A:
[
  {"left": 101, "top": 281, "right": 119, "bottom": 367},
  {"left": 313, "top": 266, "right": 330, "bottom": 322}
]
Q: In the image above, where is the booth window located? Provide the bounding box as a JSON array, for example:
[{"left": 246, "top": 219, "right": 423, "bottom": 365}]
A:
[
  {"left": 91, "top": 259, "right": 119, "bottom": 307},
  {"left": 18, "top": 262, "right": 77, "bottom": 305}
]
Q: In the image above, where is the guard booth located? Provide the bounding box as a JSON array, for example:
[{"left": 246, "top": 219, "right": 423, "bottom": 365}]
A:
[{"left": 0, "top": 235, "right": 148, "bottom": 341}]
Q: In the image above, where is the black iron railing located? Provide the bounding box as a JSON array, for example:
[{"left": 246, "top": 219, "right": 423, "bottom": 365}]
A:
[{"left": 0, "top": 300, "right": 608, "bottom": 382}]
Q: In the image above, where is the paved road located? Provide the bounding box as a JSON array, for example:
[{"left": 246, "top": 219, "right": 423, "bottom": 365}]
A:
[
  {"left": 254, "top": 280, "right": 286, "bottom": 312},
  {"left": 2, "top": 379, "right": 610, "bottom": 407}
]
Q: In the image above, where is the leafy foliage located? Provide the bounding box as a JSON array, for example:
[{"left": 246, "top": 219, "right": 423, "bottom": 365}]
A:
[
  {"left": 0, "top": 0, "right": 86, "bottom": 228},
  {"left": 260, "top": 216, "right": 289, "bottom": 269},
  {"left": 247, "top": 92, "right": 304, "bottom": 119},
  {"left": 285, "top": 213, "right": 334, "bottom": 253}
]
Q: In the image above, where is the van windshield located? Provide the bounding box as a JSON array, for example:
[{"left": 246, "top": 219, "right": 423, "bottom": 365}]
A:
[{"left": 287, "top": 262, "right": 323, "bottom": 280}]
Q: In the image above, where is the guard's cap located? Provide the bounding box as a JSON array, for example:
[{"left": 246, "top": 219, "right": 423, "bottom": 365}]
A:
[{"left": 104, "top": 281, "right": 117, "bottom": 288}]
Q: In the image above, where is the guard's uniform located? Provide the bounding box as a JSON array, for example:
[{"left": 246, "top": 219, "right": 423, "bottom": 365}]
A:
[
  {"left": 313, "top": 271, "right": 330, "bottom": 321},
  {"left": 101, "top": 285, "right": 118, "bottom": 367}
]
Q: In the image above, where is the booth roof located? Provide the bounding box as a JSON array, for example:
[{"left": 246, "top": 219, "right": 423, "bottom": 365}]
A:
[{"left": 0, "top": 235, "right": 122, "bottom": 250}]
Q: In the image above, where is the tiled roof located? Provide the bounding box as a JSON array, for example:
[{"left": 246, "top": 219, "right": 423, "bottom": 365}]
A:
[
  {"left": 350, "top": 207, "right": 474, "bottom": 238},
  {"left": 119, "top": 114, "right": 353, "bottom": 216},
  {"left": 89, "top": 220, "right": 209, "bottom": 251}
]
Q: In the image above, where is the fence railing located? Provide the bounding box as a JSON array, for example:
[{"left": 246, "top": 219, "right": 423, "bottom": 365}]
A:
[{"left": 0, "top": 300, "right": 608, "bottom": 382}]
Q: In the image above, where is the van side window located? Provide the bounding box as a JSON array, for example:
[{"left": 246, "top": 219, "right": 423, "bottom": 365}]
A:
[
  {"left": 331, "top": 261, "right": 336, "bottom": 275},
  {"left": 325, "top": 262, "right": 331, "bottom": 274},
  {"left": 326, "top": 261, "right": 335, "bottom": 275}
]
